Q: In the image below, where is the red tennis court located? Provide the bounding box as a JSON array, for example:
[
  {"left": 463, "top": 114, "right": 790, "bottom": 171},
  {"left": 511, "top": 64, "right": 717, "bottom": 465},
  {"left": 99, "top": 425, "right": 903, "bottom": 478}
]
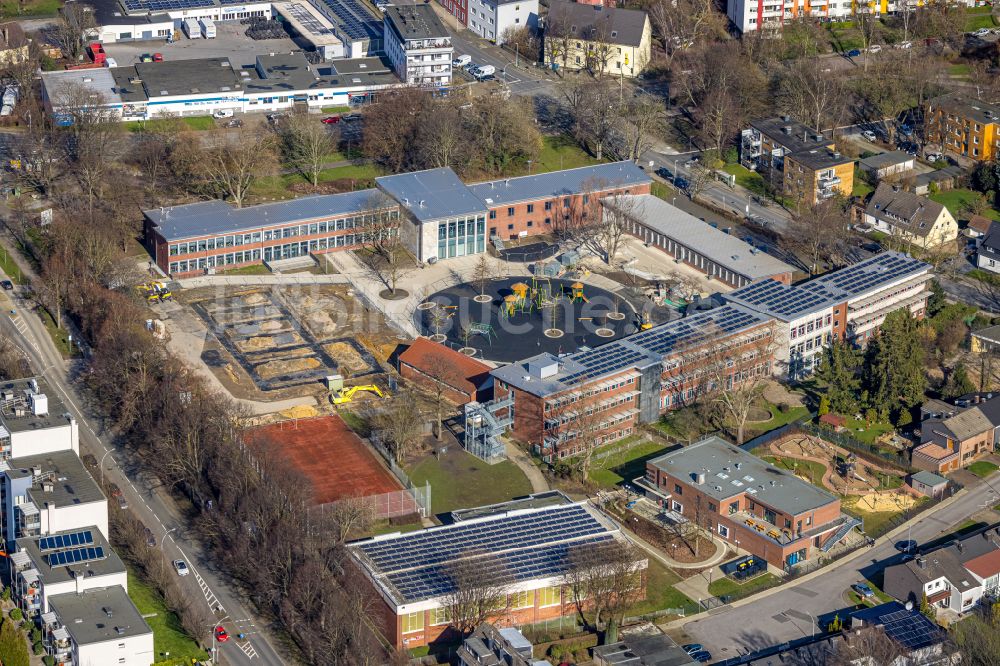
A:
[{"left": 250, "top": 415, "right": 403, "bottom": 505}]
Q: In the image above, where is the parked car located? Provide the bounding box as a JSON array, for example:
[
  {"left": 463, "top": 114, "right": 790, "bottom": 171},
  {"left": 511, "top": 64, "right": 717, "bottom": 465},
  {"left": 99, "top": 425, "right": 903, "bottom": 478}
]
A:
[
  {"left": 116, "top": 495, "right": 128, "bottom": 510},
  {"left": 691, "top": 651, "right": 712, "bottom": 663},
  {"left": 0, "top": 280, "right": 12, "bottom": 291},
  {"left": 153, "top": 53, "right": 163, "bottom": 62},
  {"left": 682, "top": 644, "right": 704, "bottom": 655},
  {"left": 895, "top": 539, "right": 917, "bottom": 553},
  {"left": 868, "top": 44, "right": 882, "bottom": 53},
  {"left": 847, "top": 48, "right": 862, "bottom": 57},
  {"left": 139, "top": 53, "right": 154, "bottom": 63},
  {"left": 973, "top": 27, "right": 992, "bottom": 36},
  {"left": 212, "top": 109, "right": 234, "bottom": 119},
  {"left": 895, "top": 41, "right": 912, "bottom": 49},
  {"left": 321, "top": 115, "right": 341, "bottom": 124},
  {"left": 215, "top": 626, "right": 230, "bottom": 643},
  {"left": 143, "top": 527, "right": 156, "bottom": 548},
  {"left": 654, "top": 166, "right": 672, "bottom": 180},
  {"left": 109, "top": 484, "right": 123, "bottom": 498},
  {"left": 925, "top": 151, "right": 943, "bottom": 162},
  {"left": 342, "top": 113, "right": 362, "bottom": 122},
  {"left": 853, "top": 582, "right": 875, "bottom": 599},
  {"left": 452, "top": 54, "right": 471, "bottom": 67},
  {"left": 173, "top": 559, "right": 190, "bottom": 576},
  {"left": 862, "top": 130, "right": 878, "bottom": 142}
]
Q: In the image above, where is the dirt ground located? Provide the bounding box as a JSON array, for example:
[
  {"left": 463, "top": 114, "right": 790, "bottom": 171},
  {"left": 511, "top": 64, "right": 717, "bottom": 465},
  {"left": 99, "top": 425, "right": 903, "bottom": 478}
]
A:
[{"left": 768, "top": 433, "right": 905, "bottom": 497}]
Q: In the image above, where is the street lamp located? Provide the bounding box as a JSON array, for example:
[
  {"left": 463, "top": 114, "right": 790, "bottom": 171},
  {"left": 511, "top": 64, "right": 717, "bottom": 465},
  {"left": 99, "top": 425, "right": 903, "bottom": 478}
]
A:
[
  {"left": 160, "top": 526, "right": 177, "bottom": 551},
  {"left": 99, "top": 449, "right": 115, "bottom": 486}
]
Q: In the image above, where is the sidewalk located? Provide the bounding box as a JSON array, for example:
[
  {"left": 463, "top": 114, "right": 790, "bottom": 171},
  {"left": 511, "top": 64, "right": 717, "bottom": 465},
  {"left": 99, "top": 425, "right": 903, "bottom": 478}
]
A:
[{"left": 504, "top": 441, "right": 549, "bottom": 493}]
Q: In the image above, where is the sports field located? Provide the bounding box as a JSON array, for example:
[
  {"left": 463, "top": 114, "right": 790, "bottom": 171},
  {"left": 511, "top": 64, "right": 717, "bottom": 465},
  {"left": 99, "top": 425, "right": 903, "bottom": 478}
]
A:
[{"left": 251, "top": 415, "right": 402, "bottom": 504}]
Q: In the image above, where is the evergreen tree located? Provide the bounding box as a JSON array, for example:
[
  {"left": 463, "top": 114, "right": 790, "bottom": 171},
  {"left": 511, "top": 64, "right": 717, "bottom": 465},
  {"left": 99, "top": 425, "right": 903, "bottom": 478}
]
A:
[
  {"left": 863, "top": 310, "right": 926, "bottom": 419},
  {"left": 816, "top": 339, "right": 862, "bottom": 414},
  {"left": 945, "top": 363, "right": 977, "bottom": 399},
  {"left": 926, "top": 279, "right": 947, "bottom": 318},
  {"left": 0, "top": 618, "right": 29, "bottom": 666}
]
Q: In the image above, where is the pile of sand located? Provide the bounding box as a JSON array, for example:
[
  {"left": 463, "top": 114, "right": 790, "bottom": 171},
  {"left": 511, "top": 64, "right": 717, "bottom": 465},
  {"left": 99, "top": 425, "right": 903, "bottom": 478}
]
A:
[
  {"left": 306, "top": 311, "right": 337, "bottom": 339},
  {"left": 324, "top": 342, "right": 370, "bottom": 376},
  {"left": 280, "top": 404, "right": 319, "bottom": 419},
  {"left": 853, "top": 491, "right": 915, "bottom": 513},
  {"left": 237, "top": 332, "right": 303, "bottom": 352},
  {"left": 256, "top": 357, "right": 321, "bottom": 379},
  {"left": 260, "top": 320, "right": 284, "bottom": 333},
  {"left": 242, "top": 293, "right": 268, "bottom": 306}
]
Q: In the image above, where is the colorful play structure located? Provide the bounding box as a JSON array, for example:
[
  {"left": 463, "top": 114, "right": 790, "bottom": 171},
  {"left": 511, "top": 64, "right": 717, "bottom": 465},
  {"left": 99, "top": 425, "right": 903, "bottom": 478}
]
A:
[{"left": 499, "top": 279, "right": 591, "bottom": 319}]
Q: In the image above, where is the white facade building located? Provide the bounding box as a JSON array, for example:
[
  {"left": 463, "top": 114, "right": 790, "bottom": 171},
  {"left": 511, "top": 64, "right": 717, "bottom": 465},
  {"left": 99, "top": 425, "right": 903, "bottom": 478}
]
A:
[
  {"left": 467, "top": 0, "right": 537, "bottom": 45},
  {"left": 0, "top": 378, "right": 79, "bottom": 460},
  {"left": 48, "top": 587, "right": 154, "bottom": 666},
  {"left": 383, "top": 5, "right": 453, "bottom": 87}
]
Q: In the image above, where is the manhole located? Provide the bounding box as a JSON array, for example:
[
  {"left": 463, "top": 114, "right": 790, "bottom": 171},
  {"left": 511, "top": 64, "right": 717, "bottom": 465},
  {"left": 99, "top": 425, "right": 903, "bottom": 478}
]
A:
[
  {"left": 544, "top": 328, "right": 564, "bottom": 338},
  {"left": 596, "top": 327, "right": 615, "bottom": 338}
]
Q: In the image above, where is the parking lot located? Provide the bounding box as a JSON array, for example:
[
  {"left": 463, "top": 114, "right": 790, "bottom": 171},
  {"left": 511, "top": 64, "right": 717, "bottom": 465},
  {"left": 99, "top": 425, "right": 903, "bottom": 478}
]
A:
[{"left": 104, "top": 21, "right": 304, "bottom": 67}]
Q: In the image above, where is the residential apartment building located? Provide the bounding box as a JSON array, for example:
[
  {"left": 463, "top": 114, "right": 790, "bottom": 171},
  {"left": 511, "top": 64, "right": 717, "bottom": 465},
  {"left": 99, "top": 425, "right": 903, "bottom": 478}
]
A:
[
  {"left": 0, "top": 378, "right": 79, "bottom": 461},
  {"left": 642, "top": 436, "right": 857, "bottom": 569},
  {"left": 9, "top": 526, "right": 127, "bottom": 619},
  {"left": 144, "top": 190, "right": 399, "bottom": 277},
  {"left": 0, "top": 451, "right": 109, "bottom": 546},
  {"left": 913, "top": 393, "right": 1000, "bottom": 473},
  {"left": 491, "top": 304, "right": 774, "bottom": 459},
  {"left": 925, "top": 94, "right": 1000, "bottom": 162},
  {"left": 725, "top": 252, "right": 932, "bottom": 379},
  {"left": 436, "top": 0, "right": 469, "bottom": 25},
  {"left": 383, "top": 5, "right": 453, "bottom": 87},
  {"left": 884, "top": 524, "right": 1000, "bottom": 617},
  {"left": 727, "top": 0, "right": 852, "bottom": 33},
  {"left": 741, "top": 116, "right": 854, "bottom": 205},
  {"left": 467, "top": 0, "right": 538, "bottom": 44},
  {"left": 863, "top": 183, "right": 959, "bottom": 250},
  {"left": 603, "top": 194, "right": 796, "bottom": 288},
  {"left": 347, "top": 499, "right": 646, "bottom": 649},
  {"left": 544, "top": 1, "right": 651, "bottom": 78},
  {"left": 47, "top": 587, "right": 154, "bottom": 666},
  {"left": 976, "top": 223, "right": 1000, "bottom": 275}
]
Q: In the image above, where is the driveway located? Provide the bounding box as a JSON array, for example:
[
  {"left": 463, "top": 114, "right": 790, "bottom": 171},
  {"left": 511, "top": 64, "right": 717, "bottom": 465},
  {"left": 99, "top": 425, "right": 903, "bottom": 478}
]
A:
[{"left": 679, "top": 471, "right": 1000, "bottom": 661}]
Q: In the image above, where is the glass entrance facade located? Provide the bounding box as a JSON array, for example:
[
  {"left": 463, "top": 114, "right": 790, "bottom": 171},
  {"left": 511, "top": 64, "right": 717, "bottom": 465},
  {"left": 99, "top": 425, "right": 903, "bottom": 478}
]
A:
[{"left": 437, "top": 216, "right": 486, "bottom": 259}]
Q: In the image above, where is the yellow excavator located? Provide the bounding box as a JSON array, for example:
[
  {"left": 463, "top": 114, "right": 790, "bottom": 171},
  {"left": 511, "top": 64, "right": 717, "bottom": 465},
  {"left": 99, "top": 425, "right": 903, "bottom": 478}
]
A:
[{"left": 331, "top": 384, "right": 387, "bottom": 405}]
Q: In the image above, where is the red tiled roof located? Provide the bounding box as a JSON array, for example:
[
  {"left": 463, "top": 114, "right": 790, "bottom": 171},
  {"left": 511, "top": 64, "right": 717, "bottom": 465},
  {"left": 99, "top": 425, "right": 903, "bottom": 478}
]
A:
[
  {"left": 398, "top": 337, "right": 492, "bottom": 394},
  {"left": 964, "top": 549, "right": 1000, "bottom": 579},
  {"left": 968, "top": 215, "right": 995, "bottom": 236},
  {"left": 913, "top": 443, "right": 957, "bottom": 461}
]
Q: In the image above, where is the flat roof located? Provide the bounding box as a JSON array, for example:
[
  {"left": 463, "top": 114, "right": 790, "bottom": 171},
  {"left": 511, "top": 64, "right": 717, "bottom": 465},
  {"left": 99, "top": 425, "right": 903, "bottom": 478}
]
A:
[
  {"left": 929, "top": 94, "right": 1000, "bottom": 126},
  {"left": 49, "top": 586, "right": 152, "bottom": 646},
  {"left": 273, "top": 1, "right": 343, "bottom": 47},
  {"left": 492, "top": 304, "right": 770, "bottom": 397},
  {"left": 376, "top": 168, "right": 486, "bottom": 223},
  {"left": 6, "top": 451, "right": 106, "bottom": 508},
  {"left": 593, "top": 635, "right": 697, "bottom": 666},
  {"left": 604, "top": 194, "right": 794, "bottom": 280},
  {"left": 860, "top": 150, "right": 914, "bottom": 170},
  {"left": 449, "top": 490, "right": 574, "bottom": 522},
  {"left": 40, "top": 69, "right": 122, "bottom": 109},
  {"left": 851, "top": 602, "right": 945, "bottom": 650},
  {"left": 136, "top": 57, "right": 243, "bottom": 99},
  {"left": 384, "top": 4, "right": 449, "bottom": 41},
  {"left": 749, "top": 117, "right": 831, "bottom": 154},
  {"left": 786, "top": 146, "right": 853, "bottom": 171},
  {"left": 725, "top": 252, "right": 931, "bottom": 321},
  {"left": 253, "top": 53, "right": 322, "bottom": 90},
  {"left": 16, "top": 526, "right": 124, "bottom": 586},
  {"left": 0, "top": 377, "right": 72, "bottom": 434},
  {"left": 467, "top": 161, "right": 651, "bottom": 207},
  {"left": 910, "top": 470, "right": 948, "bottom": 487},
  {"left": 348, "top": 501, "right": 627, "bottom": 606},
  {"left": 145, "top": 189, "right": 388, "bottom": 241},
  {"left": 648, "top": 436, "right": 838, "bottom": 516}
]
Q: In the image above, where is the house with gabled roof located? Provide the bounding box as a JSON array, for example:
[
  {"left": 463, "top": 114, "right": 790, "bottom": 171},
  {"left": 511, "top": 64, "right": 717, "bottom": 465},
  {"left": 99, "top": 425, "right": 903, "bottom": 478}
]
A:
[{"left": 863, "top": 183, "right": 958, "bottom": 250}]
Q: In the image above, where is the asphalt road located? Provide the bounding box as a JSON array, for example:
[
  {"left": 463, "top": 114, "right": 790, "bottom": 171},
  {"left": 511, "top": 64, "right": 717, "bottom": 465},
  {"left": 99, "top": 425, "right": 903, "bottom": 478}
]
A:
[
  {"left": 0, "top": 249, "right": 286, "bottom": 666},
  {"left": 682, "top": 471, "right": 1000, "bottom": 662}
]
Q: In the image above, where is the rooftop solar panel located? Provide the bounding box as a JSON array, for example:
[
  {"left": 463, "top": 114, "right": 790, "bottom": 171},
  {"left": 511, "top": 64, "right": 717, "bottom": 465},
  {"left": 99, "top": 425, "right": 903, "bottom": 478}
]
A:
[
  {"left": 45, "top": 546, "right": 106, "bottom": 567},
  {"left": 38, "top": 530, "right": 94, "bottom": 552},
  {"left": 872, "top": 609, "right": 943, "bottom": 650}
]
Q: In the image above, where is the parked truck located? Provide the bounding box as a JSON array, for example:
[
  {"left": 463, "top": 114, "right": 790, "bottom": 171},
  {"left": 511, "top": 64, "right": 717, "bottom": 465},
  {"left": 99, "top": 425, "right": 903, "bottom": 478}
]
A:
[
  {"left": 183, "top": 18, "right": 201, "bottom": 39},
  {"left": 199, "top": 18, "right": 216, "bottom": 38},
  {"left": 88, "top": 42, "right": 106, "bottom": 65}
]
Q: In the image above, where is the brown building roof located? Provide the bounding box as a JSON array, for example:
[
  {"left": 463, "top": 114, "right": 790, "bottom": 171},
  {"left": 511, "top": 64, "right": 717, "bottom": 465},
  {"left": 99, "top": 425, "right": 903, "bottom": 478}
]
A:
[
  {"left": 866, "top": 183, "right": 948, "bottom": 239},
  {"left": 968, "top": 214, "right": 995, "bottom": 236},
  {"left": 398, "top": 337, "right": 492, "bottom": 396},
  {"left": 964, "top": 549, "right": 1000, "bottom": 579}
]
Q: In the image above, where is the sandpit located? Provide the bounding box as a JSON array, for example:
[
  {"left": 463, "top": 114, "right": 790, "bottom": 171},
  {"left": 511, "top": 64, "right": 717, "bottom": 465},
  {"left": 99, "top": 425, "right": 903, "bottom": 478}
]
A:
[
  {"left": 305, "top": 311, "right": 338, "bottom": 339},
  {"left": 852, "top": 491, "right": 916, "bottom": 513},
  {"left": 256, "top": 357, "right": 321, "bottom": 379},
  {"left": 242, "top": 292, "right": 268, "bottom": 306},
  {"left": 237, "top": 332, "right": 304, "bottom": 352},
  {"left": 324, "top": 342, "right": 370, "bottom": 376},
  {"left": 280, "top": 404, "right": 319, "bottom": 419},
  {"left": 260, "top": 320, "right": 284, "bottom": 333}
]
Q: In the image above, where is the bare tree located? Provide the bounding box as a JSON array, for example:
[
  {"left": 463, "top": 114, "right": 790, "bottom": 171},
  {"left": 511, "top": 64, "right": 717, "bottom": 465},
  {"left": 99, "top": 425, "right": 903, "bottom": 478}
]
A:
[
  {"left": 51, "top": 3, "right": 95, "bottom": 61},
  {"left": 197, "top": 130, "right": 277, "bottom": 207},
  {"left": 648, "top": 0, "right": 726, "bottom": 66},
  {"left": 573, "top": 80, "right": 620, "bottom": 161},
  {"left": 444, "top": 551, "right": 511, "bottom": 634},
  {"left": 313, "top": 496, "right": 377, "bottom": 545},
  {"left": 776, "top": 59, "right": 849, "bottom": 134},
  {"left": 853, "top": 9, "right": 882, "bottom": 71},
  {"left": 0, "top": 333, "right": 29, "bottom": 380},
  {"left": 784, "top": 196, "right": 851, "bottom": 275},
  {"left": 619, "top": 93, "right": 666, "bottom": 162},
  {"left": 564, "top": 540, "right": 643, "bottom": 643},
  {"left": 366, "top": 390, "right": 424, "bottom": 463},
  {"left": 419, "top": 353, "right": 466, "bottom": 442},
  {"left": 471, "top": 254, "right": 496, "bottom": 298},
  {"left": 542, "top": 13, "right": 572, "bottom": 74},
  {"left": 584, "top": 16, "right": 617, "bottom": 78},
  {"left": 591, "top": 190, "right": 636, "bottom": 264},
  {"left": 836, "top": 625, "right": 906, "bottom": 666},
  {"left": 281, "top": 112, "right": 337, "bottom": 186}
]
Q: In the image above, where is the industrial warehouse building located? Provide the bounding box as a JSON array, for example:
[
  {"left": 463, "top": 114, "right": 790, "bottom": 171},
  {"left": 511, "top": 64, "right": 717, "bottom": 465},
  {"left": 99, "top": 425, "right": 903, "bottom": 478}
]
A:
[{"left": 347, "top": 497, "right": 646, "bottom": 649}]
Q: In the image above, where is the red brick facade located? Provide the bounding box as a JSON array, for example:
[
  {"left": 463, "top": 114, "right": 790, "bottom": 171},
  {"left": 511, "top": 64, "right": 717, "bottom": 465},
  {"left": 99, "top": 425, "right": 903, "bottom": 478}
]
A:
[{"left": 398, "top": 338, "right": 493, "bottom": 405}]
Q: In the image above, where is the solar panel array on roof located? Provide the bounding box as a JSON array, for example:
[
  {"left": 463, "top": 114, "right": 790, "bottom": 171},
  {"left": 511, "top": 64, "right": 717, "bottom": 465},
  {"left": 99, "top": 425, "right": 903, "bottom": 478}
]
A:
[
  {"left": 319, "top": 0, "right": 380, "bottom": 39},
  {"left": 122, "top": 0, "right": 213, "bottom": 11},
  {"left": 283, "top": 2, "right": 334, "bottom": 34},
  {"left": 45, "top": 546, "right": 106, "bottom": 567},
  {"left": 630, "top": 305, "right": 762, "bottom": 356},
  {"left": 561, "top": 345, "right": 646, "bottom": 384},
  {"left": 875, "top": 609, "right": 943, "bottom": 650},
  {"left": 38, "top": 530, "right": 94, "bottom": 551},
  {"left": 354, "top": 504, "right": 619, "bottom": 603}
]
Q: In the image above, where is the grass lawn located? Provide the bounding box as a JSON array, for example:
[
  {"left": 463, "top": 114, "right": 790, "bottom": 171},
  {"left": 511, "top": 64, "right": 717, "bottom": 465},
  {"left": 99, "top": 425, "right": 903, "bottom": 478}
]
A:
[
  {"left": 965, "top": 11, "right": 999, "bottom": 31},
  {"left": 853, "top": 179, "right": 875, "bottom": 199},
  {"left": 761, "top": 455, "right": 826, "bottom": 487},
  {"left": 651, "top": 181, "right": 681, "bottom": 203},
  {"left": 533, "top": 135, "right": 603, "bottom": 174},
  {"left": 218, "top": 264, "right": 271, "bottom": 276},
  {"left": 627, "top": 557, "right": 694, "bottom": 616},
  {"left": 588, "top": 438, "right": 670, "bottom": 489},
  {"left": 39, "top": 309, "right": 76, "bottom": 358},
  {"left": 127, "top": 570, "right": 209, "bottom": 666},
  {"left": 707, "top": 573, "right": 779, "bottom": 600},
  {"left": 409, "top": 448, "right": 532, "bottom": 515},
  {"left": 968, "top": 461, "right": 999, "bottom": 478},
  {"left": 929, "top": 188, "right": 1000, "bottom": 222},
  {"left": 250, "top": 163, "right": 381, "bottom": 201},
  {"left": 824, "top": 23, "right": 864, "bottom": 52},
  {"left": 949, "top": 63, "right": 972, "bottom": 77},
  {"left": 847, "top": 579, "right": 893, "bottom": 606},
  {"left": 843, "top": 418, "right": 895, "bottom": 445},
  {"left": 321, "top": 105, "right": 352, "bottom": 114},
  {"left": 722, "top": 163, "right": 767, "bottom": 197},
  {"left": 0, "top": 245, "right": 24, "bottom": 284},
  {"left": 124, "top": 116, "right": 216, "bottom": 132},
  {"left": 752, "top": 405, "right": 810, "bottom": 433},
  {"left": 0, "top": 0, "right": 60, "bottom": 16}
]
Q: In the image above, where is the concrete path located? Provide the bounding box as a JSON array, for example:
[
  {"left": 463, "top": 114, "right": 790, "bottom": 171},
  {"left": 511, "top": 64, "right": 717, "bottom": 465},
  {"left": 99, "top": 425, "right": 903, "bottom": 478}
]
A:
[
  {"left": 175, "top": 273, "right": 349, "bottom": 288},
  {"left": 504, "top": 441, "right": 549, "bottom": 493}
]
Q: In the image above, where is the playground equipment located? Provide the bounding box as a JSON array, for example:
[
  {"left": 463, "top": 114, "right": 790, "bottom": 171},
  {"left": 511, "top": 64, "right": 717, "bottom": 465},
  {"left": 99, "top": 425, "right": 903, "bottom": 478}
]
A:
[
  {"left": 136, "top": 281, "right": 172, "bottom": 303},
  {"left": 570, "top": 282, "right": 588, "bottom": 304},
  {"left": 332, "top": 384, "right": 387, "bottom": 405},
  {"left": 463, "top": 394, "right": 514, "bottom": 463},
  {"left": 639, "top": 311, "right": 653, "bottom": 331}
]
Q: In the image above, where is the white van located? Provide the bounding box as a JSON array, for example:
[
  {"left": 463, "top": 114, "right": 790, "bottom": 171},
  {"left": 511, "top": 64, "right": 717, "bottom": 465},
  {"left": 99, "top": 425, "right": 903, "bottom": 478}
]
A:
[
  {"left": 473, "top": 64, "right": 496, "bottom": 80},
  {"left": 452, "top": 54, "right": 471, "bottom": 67},
  {"left": 213, "top": 109, "right": 235, "bottom": 119},
  {"left": 105, "top": 57, "right": 118, "bottom": 68}
]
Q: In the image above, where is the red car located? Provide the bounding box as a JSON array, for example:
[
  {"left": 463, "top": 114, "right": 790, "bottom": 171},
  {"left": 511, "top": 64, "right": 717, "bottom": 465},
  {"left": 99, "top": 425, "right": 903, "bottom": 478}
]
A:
[
  {"left": 152, "top": 53, "right": 164, "bottom": 62},
  {"left": 321, "top": 115, "right": 341, "bottom": 124},
  {"left": 215, "top": 626, "right": 229, "bottom": 643}
]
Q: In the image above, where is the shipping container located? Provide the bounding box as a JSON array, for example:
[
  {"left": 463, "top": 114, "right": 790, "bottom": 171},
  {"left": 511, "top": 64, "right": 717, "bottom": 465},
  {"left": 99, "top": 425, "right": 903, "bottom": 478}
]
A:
[
  {"left": 183, "top": 18, "right": 201, "bottom": 39},
  {"left": 199, "top": 18, "right": 216, "bottom": 38}
]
